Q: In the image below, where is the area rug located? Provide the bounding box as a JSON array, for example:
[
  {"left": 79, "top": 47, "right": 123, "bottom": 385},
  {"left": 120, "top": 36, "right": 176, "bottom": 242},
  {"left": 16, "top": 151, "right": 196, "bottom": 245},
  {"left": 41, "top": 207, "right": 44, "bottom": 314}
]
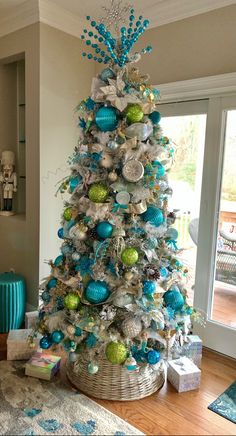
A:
[
  {"left": 0, "top": 360, "right": 144, "bottom": 435},
  {"left": 208, "top": 380, "right": 236, "bottom": 424}
]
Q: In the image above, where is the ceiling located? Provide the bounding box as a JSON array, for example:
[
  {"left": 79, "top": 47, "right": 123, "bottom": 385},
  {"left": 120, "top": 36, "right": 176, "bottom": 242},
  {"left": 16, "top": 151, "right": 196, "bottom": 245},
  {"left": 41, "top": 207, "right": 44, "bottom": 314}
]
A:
[{"left": 0, "top": 0, "right": 235, "bottom": 38}]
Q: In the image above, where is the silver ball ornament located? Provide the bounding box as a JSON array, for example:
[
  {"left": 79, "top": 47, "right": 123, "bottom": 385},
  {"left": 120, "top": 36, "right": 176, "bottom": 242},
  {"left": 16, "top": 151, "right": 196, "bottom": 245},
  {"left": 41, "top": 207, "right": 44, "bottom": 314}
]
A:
[
  {"left": 88, "top": 361, "right": 99, "bottom": 374},
  {"left": 107, "top": 140, "right": 119, "bottom": 150},
  {"left": 121, "top": 317, "right": 142, "bottom": 338}
]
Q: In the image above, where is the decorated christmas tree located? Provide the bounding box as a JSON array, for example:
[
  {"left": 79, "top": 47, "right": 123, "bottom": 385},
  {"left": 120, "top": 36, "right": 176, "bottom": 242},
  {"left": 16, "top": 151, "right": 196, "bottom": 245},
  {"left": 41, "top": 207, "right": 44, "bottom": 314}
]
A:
[{"left": 33, "top": 5, "right": 197, "bottom": 391}]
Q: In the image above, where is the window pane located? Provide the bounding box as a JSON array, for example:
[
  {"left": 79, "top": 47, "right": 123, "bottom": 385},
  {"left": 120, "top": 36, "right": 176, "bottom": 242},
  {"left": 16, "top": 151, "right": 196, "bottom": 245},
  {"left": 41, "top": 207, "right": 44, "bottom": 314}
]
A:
[
  {"left": 212, "top": 110, "right": 236, "bottom": 328},
  {"left": 161, "top": 114, "right": 207, "bottom": 305}
]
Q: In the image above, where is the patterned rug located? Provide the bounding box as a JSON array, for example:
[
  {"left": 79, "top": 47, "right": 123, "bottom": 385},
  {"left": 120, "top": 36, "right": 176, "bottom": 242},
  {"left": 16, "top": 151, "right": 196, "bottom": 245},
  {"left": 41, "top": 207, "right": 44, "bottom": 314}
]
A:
[
  {"left": 208, "top": 380, "right": 236, "bottom": 424},
  {"left": 0, "top": 360, "right": 143, "bottom": 435}
]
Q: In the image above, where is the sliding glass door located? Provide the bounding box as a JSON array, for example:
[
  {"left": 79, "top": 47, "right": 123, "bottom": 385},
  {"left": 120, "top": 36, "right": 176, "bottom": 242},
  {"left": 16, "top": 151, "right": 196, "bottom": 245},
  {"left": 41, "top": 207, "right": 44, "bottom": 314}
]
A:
[{"left": 160, "top": 96, "right": 236, "bottom": 358}]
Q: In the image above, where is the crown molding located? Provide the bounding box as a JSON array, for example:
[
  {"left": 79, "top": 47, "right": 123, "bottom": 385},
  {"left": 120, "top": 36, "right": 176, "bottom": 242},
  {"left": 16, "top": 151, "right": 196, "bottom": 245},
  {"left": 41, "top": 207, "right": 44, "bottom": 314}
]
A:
[
  {"left": 39, "top": 0, "right": 86, "bottom": 38},
  {"left": 157, "top": 72, "right": 236, "bottom": 102},
  {"left": 0, "top": 0, "right": 39, "bottom": 38},
  {"left": 0, "top": 0, "right": 235, "bottom": 39}
]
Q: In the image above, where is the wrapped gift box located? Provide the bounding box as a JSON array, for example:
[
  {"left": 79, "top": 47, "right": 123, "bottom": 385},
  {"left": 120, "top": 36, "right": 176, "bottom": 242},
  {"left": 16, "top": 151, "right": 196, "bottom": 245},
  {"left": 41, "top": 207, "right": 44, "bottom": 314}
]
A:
[
  {"left": 25, "top": 311, "right": 39, "bottom": 329},
  {"left": 7, "top": 329, "right": 41, "bottom": 361},
  {"left": 180, "top": 335, "right": 202, "bottom": 368},
  {"left": 167, "top": 356, "right": 201, "bottom": 392},
  {"left": 25, "top": 352, "right": 61, "bottom": 380}
]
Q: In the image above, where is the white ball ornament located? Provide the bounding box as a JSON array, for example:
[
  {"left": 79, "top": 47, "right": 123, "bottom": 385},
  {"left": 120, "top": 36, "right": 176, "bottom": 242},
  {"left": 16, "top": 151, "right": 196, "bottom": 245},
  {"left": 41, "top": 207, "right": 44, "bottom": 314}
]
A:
[
  {"left": 72, "top": 252, "right": 80, "bottom": 261},
  {"left": 88, "top": 361, "right": 99, "bottom": 374},
  {"left": 121, "top": 317, "right": 142, "bottom": 338}
]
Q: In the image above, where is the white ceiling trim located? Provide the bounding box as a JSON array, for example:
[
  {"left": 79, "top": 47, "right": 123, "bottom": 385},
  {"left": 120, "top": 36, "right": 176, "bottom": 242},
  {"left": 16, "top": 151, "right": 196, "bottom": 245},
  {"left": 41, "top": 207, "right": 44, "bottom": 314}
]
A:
[
  {"left": 0, "top": 0, "right": 39, "bottom": 38},
  {"left": 0, "top": 0, "right": 235, "bottom": 39},
  {"left": 157, "top": 72, "right": 236, "bottom": 102}
]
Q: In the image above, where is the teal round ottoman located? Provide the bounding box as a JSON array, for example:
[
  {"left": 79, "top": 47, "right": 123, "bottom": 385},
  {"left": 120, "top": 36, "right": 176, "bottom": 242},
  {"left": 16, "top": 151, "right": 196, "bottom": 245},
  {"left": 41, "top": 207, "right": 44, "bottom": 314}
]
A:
[{"left": 0, "top": 272, "right": 26, "bottom": 332}]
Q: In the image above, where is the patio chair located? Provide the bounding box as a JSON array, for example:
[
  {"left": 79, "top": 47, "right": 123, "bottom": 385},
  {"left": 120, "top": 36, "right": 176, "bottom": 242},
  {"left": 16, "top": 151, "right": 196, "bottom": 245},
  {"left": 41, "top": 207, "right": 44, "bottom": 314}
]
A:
[{"left": 188, "top": 218, "right": 236, "bottom": 286}]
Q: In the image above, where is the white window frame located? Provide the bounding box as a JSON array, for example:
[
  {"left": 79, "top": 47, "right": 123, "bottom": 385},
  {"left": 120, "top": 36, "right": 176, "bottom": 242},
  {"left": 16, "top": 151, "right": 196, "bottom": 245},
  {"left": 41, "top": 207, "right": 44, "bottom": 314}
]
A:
[{"left": 157, "top": 73, "right": 236, "bottom": 358}]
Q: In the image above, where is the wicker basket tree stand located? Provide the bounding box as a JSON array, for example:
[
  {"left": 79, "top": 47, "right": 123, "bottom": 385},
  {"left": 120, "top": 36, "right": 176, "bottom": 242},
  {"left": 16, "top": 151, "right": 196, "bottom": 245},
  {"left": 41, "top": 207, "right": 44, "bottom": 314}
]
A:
[{"left": 67, "top": 352, "right": 165, "bottom": 401}]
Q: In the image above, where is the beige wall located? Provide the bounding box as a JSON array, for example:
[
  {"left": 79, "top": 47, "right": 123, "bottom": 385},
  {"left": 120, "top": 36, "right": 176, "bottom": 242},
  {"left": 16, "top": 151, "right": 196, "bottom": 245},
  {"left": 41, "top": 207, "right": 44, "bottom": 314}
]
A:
[
  {"left": 39, "top": 23, "right": 95, "bottom": 280},
  {"left": 0, "top": 63, "right": 17, "bottom": 154},
  {"left": 0, "top": 24, "right": 40, "bottom": 307},
  {"left": 96, "top": 5, "right": 236, "bottom": 84}
]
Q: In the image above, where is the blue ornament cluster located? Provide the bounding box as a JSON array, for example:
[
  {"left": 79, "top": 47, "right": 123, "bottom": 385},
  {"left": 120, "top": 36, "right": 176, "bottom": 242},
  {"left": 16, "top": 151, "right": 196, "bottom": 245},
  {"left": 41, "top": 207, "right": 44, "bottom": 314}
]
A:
[{"left": 81, "top": 9, "right": 152, "bottom": 67}]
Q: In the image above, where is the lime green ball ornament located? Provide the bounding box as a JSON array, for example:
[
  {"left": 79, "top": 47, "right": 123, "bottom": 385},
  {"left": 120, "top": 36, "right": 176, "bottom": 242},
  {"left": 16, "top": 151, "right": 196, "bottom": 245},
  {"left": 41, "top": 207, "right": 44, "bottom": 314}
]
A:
[
  {"left": 64, "top": 292, "right": 80, "bottom": 310},
  {"left": 88, "top": 183, "right": 109, "bottom": 203},
  {"left": 125, "top": 104, "right": 144, "bottom": 124},
  {"left": 121, "top": 247, "right": 139, "bottom": 266},
  {"left": 64, "top": 207, "right": 72, "bottom": 221},
  {"left": 105, "top": 341, "right": 127, "bottom": 364}
]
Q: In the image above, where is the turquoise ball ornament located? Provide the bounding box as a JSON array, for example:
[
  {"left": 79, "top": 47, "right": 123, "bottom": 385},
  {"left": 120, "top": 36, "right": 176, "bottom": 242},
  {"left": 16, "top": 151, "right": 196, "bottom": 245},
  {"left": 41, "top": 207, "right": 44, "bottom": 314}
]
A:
[
  {"left": 143, "top": 280, "right": 156, "bottom": 295},
  {"left": 47, "top": 278, "right": 57, "bottom": 290},
  {"left": 153, "top": 161, "right": 165, "bottom": 178},
  {"left": 57, "top": 228, "right": 64, "bottom": 239},
  {"left": 54, "top": 255, "right": 64, "bottom": 266},
  {"left": 88, "top": 183, "right": 109, "bottom": 203},
  {"left": 163, "top": 289, "right": 185, "bottom": 311},
  {"left": 95, "top": 106, "right": 119, "bottom": 132},
  {"left": 100, "top": 67, "right": 115, "bottom": 82},
  {"left": 51, "top": 330, "right": 64, "bottom": 344},
  {"left": 149, "top": 111, "right": 161, "bottom": 125},
  {"left": 141, "top": 205, "right": 164, "bottom": 227},
  {"left": 40, "top": 335, "right": 52, "bottom": 350},
  {"left": 121, "top": 247, "right": 139, "bottom": 266},
  {"left": 96, "top": 221, "right": 113, "bottom": 239},
  {"left": 125, "top": 104, "right": 144, "bottom": 124},
  {"left": 84, "top": 280, "right": 110, "bottom": 304},
  {"left": 147, "top": 349, "right": 160, "bottom": 365},
  {"left": 166, "top": 227, "right": 178, "bottom": 240}
]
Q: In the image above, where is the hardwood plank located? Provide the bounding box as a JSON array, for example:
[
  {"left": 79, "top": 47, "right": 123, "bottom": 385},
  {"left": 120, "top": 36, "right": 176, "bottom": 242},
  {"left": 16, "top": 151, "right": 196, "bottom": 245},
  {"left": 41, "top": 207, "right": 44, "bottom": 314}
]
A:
[{"left": 0, "top": 334, "right": 235, "bottom": 435}]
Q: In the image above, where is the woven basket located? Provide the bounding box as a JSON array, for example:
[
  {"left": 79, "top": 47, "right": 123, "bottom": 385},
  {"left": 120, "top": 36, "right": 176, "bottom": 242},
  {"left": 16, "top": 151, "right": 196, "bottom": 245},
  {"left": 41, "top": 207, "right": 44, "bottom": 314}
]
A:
[{"left": 67, "top": 353, "right": 165, "bottom": 401}]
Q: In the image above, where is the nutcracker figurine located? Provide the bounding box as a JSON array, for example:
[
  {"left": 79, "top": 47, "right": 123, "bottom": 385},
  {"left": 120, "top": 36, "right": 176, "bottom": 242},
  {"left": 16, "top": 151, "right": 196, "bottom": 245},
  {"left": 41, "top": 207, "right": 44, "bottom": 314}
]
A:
[{"left": 0, "top": 151, "right": 17, "bottom": 216}]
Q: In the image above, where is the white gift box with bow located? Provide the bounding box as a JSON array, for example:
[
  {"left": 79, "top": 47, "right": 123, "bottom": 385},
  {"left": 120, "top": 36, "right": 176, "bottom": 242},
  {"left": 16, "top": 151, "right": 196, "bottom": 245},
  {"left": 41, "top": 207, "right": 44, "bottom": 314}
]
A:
[{"left": 167, "top": 356, "right": 201, "bottom": 392}]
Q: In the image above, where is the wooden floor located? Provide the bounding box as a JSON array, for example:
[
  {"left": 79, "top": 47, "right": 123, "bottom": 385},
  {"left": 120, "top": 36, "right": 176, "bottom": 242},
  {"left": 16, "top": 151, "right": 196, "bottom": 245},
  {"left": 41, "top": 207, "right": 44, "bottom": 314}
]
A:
[{"left": 0, "top": 334, "right": 236, "bottom": 435}]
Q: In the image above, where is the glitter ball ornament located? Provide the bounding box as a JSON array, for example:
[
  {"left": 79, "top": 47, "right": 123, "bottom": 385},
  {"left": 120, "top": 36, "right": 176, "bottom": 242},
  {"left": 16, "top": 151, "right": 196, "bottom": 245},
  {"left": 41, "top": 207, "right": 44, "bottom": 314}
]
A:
[
  {"left": 51, "top": 330, "right": 64, "bottom": 344},
  {"left": 95, "top": 106, "right": 119, "bottom": 132},
  {"left": 147, "top": 349, "right": 160, "bottom": 364},
  {"left": 125, "top": 104, "right": 144, "bottom": 124},
  {"left": 41, "top": 290, "right": 51, "bottom": 303},
  {"left": 149, "top": 111, "right": 161, "bottom": 125},
  {"left": 40, "top": 335, "right": 52, "bottom": 350},
  {"left": 63, "top": 207, "right": 72, "bottom": 221},
  {"left": 122, "top": 159, "right": 144, "bottom": 182},
  {"left": 88, "top": 183, "right": 109, "bottom": 203},
  {"left": 84, "top": 280, "right": 110, "bottom": 304},
  {"left": 96, "top": 221, "right": 113, "bottom": 239},
  {"left": 121, "top": 317, "right": 142, "bottom": 338},
  {"left": 100, "top": 67, "right": 115, "bottom": 82},
  {"left": 144, "top": 237, "right": 158, "bottom": 249},
  {"left": 88, "top": 361, "right": 99, "bottom": 374},
  {"left": 163, "top": 289, "right": 184, "bottom": 311},
  {"left": 47, "top": 278, "right": 57, "bottom": 289},
  {"left": 105, "top": 341, "right": 127, "bottom": 365},
  {"left": 121, "top": 247, "right": 139, "bottom": 266},
  {"left": 141, "top": 205, "right": 164, "bottom": 227},
  {"left": 64, "top": 292, "right": 80, "bottom": 310},
  {"left": 124, "top": 356, "right": 137, "bottom": 371},
  {"left": 143, "top": 280, "right": 156, "bottom": 295}
]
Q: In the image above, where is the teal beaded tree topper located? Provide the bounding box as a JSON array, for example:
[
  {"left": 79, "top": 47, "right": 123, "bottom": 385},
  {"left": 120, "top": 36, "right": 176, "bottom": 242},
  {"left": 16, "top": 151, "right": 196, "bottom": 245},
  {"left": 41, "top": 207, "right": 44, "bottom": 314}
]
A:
[{"left": 81, "top": 6, "right": 152, "bottom": 67}]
